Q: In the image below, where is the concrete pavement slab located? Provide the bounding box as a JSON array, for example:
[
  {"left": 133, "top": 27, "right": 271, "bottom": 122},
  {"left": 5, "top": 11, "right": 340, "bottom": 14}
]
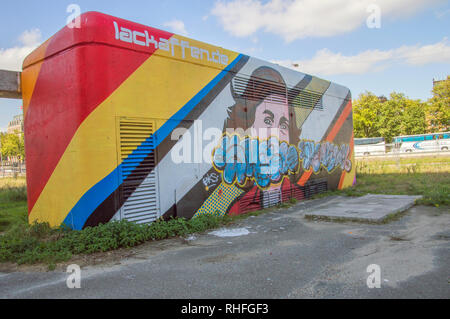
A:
[{"left": 304, "top": 194, "right": 422, "bottom": 222}]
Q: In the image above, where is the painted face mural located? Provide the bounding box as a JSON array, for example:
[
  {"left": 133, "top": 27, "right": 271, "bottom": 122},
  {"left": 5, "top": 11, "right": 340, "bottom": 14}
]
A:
[
  {"left": 202, "top": 66, "right": 353, "bottom": 217},
  {"left": 253, "top": 98, "right": 294, "bottom": 193},
  {"left": 252, "top": 95, "right": 290, "bottom": 143}
]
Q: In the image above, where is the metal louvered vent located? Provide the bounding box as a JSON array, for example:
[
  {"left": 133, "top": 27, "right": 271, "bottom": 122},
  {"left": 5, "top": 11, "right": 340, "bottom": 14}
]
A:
[
  {"left": 238, "top": 178, "right": 328, "bottom": 214},
  {"left": 302, "top": 178, "right": 328, "bottom": 198},
  {"left": 281, "top": 178, "right": 328, "bottom": 202},
  {"left": 238, "top": 188, "right": 283, "bottom": 213},
  {"left": 232, "top": 75, "right": 324, "bottom": 110},
  {"left": 262, "top": 188, "right": 282, "bottom": 208},
  {"left": 288, "top": 88, "right": 323, "bottom": 110},
  {"left": 120, "top": 120, "right": 159, "bottom": 224}
]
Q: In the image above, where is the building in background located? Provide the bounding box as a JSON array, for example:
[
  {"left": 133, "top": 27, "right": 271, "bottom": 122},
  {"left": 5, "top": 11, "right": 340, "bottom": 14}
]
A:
[
  {"left": 7, "top": 114, "right": 23, "bottom": 135},
  {"left": 1, "top": 112, "right": 26, "bottom": 176},
  {"left": 432, "top": 78, "right": 445, "bottom": 89}
]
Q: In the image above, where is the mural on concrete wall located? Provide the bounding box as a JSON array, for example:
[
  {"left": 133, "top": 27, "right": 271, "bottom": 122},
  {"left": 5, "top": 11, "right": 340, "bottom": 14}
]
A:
[
  {"left": 22, "top": 12, "right": 355, "bottom": 230},
  {"left": 192, "top": 65, "right": 353, "bottom": 218}
]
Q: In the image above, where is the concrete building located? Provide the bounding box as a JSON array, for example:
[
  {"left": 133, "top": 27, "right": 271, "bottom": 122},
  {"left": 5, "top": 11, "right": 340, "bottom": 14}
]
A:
[
  {"left": 7, "top": 114, "right": 23, "bottom": 135},
  {"left": 432, "top": 78, "right": 445, "bottom": 89},
  {"left": 22, "top": 12, "right": 355, "bottom": 229}
]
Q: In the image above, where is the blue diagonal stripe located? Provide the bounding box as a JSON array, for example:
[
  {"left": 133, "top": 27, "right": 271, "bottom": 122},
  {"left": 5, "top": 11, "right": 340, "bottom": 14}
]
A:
[{"left": 63, "top": 54, "right": 245, "bottom": 230}]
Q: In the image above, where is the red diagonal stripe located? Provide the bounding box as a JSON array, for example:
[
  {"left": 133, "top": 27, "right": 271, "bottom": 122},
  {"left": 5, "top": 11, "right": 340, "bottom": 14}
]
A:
[
  {"left": 25, "top": 13, "right": 173, "bottom": 212},
  {"left": 297, "top": 99, "right": 352, "bottom": 186}
]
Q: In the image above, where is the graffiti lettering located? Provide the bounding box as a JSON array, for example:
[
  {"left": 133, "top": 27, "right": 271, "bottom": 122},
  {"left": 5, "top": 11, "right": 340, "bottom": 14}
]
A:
[
  {"left": 298, "top": 140, "right": 352, "bottom": 173},
  {"left": 202, "top": 172, "right": 220, "bottom": 191},
  {"left": 212, "top": 135, "right": 299, "bottom": 188},
  {"left": 212, "top": 135, "right": 352, "bottom": 189}
]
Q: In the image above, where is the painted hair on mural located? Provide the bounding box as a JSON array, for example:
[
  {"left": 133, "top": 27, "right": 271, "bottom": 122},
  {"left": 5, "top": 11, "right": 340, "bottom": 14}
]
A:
[{"left": 226, "top": 66, "right": 302, "bottom": 146}]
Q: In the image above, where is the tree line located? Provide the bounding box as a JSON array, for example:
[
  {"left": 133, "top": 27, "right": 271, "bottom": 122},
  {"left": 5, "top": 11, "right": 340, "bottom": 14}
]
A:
[{"left": 353, "top": 76, "right": 449, "bottom": 142}]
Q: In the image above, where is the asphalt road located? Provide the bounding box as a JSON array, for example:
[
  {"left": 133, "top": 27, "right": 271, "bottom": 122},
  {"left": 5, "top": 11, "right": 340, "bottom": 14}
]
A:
[{"left": 0, "top": 197, "right": 449, "bottom": 299}]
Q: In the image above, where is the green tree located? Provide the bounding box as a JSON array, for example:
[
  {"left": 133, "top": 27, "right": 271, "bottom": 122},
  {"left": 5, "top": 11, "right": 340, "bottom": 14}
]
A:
[
  {"left": 427, "top": 76, "right": 450, "bottom": 132},
  {"left": 352, "top": 91, "right": 382, "bottom": 138},
  {"left": 353, "top": 91, "right": 427, "bottom": 143},
  {"left": 377, "top": 92, "right": 404, "bottom": 142},
  {"left": 0, "top": 132, "right": 24, "bottom": 159},
  {"left": 401, "top": 98, "right": 427, "bottom": 136},
  {"left": 378, "top": 92, "right": 427, "bottom": 142}
]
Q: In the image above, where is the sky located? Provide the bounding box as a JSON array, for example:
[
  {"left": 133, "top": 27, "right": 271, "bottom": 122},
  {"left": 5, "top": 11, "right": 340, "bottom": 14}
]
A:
[{"left": 0, "top": 0, "right": 449, "bottom": 131}]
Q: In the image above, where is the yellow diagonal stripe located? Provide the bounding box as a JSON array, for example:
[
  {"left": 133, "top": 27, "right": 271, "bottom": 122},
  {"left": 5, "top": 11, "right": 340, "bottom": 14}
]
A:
[{"left": 30, "top": 39, "right": 239, "bottom": 226}]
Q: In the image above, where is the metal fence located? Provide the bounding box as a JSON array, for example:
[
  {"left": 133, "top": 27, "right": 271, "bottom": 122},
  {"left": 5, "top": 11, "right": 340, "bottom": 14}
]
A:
[{"left": 0, "top": 161, "right": 26, "bottom": 177}]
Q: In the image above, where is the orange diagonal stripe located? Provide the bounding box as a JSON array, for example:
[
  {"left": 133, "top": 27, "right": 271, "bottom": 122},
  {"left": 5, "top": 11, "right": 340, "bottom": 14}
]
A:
[
  {"left": 297, "top": 99, "right": 352, "bottom": 186},
  {"left": 338, "top": 131, "right": 354, "bottom": 189}
]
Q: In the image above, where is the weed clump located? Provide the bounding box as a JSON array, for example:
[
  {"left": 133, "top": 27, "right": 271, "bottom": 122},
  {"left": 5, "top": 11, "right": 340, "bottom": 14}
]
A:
[{"left": 0, "top": 215, "right": 226, "bottom": 267}]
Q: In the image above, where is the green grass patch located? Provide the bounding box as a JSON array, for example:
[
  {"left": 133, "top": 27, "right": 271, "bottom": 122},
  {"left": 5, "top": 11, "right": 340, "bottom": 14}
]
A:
[
  {"left": 0, "top": 177, "right": 27, "bottom": 202},
  {"left": 350, "top": 172, "right": 449, "bottom": 206},
  {"left": 360, "top": 155, "right": 450, "bottom": 166},
  {"left": 0, "top": 201, "right": 28, "bottom": 233},
  {"left": 0, "top": 197, "right": 300, "bottom": 268},
  {"left": 315, "top": 156, "right": 450, "bottom": 207},
  {"left": 0, "top": 177, "right": 28, "bottom": 232},
  {"left": 0, "top": 211, "right": 269, "bottom": 268}
]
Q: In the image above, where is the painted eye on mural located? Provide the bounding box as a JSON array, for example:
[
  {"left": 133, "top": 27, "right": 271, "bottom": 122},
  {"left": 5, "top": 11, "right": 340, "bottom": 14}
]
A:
[
  {"left": 262, "top": 109, "right": 275, "bottom": 127},
  {"left": 279, "top": 117, "right": 289, "bottom": 130},
  {"left": 264, "top": 117, "right": 274, "bottom": 126}
]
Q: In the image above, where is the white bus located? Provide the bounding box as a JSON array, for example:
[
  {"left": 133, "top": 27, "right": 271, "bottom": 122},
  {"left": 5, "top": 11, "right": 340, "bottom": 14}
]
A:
[
  {"left": 393, "top": 132, "right": 450, "bottom": 153},
  {"left": 354, "top": 137, "right": 386, "bottom": 156}
]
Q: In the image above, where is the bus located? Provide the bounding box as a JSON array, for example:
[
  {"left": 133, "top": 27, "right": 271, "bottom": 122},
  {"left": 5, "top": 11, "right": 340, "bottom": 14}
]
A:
[
  {"left": 354, "top": 137, "right": 386, "bottom": 156},
  {"left": 394, "top": 132, "right": 450, "bottom": 153},
  {"left": 22, "top": 12, "right": 355, "bottom": 230}
]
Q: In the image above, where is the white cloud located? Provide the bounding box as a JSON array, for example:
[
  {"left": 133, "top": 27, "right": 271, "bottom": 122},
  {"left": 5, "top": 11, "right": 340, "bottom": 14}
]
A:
[
  {"left": 18, "top": 29, "right": 42, "bottom": 47},
  {"left": 435, "top": 8, "right": 450, "bottom": 18},
  {"left": 0, "top": 29, "right": 42, "bottom": 71},
  {"left": 163, "top": 19, "right": 189, "bottom": 36},
  {"left": 211, "top": 0, "right": 443, "bottom": 42},
  {"left": 272, "top": 38, "right": 450, "bottom": 76},
  {"left": 397, "top": 40, "right": 450, "bottom": 65}
]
